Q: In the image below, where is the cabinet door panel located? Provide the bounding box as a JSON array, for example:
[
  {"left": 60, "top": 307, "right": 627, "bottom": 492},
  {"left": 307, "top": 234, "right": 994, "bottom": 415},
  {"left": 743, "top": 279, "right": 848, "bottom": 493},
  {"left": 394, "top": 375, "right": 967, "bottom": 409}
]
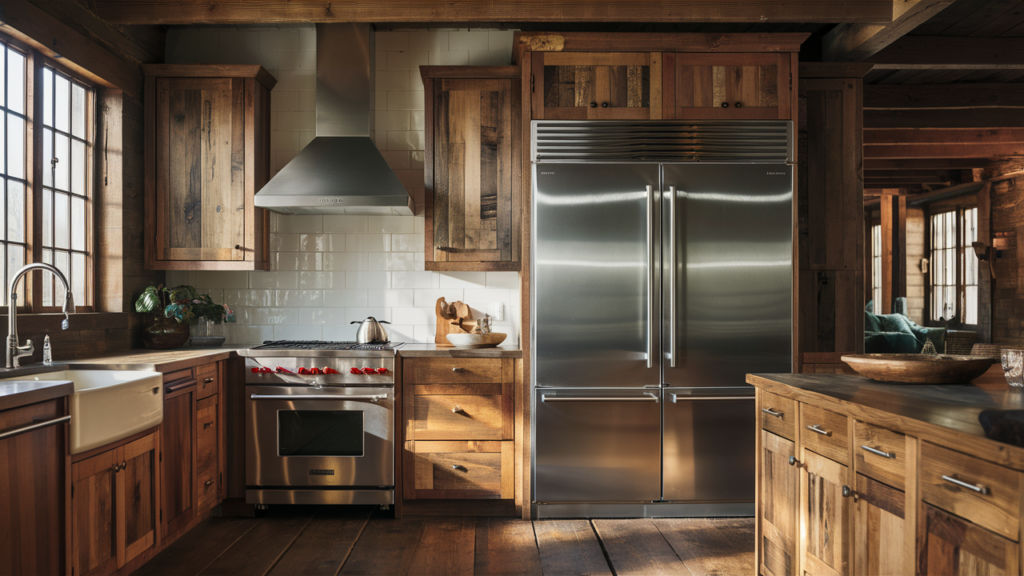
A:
[
  {"left": 195, "top": 395, "right": 219, "bottom": 512},
  {"left": 920, "top": 504, "right": 1018, "bottom": 576},
  {"left": 854, "top": 474, "right": 908, "bottom": 576},
  {"left": 161, "top": 387, "right": 195, "bottom": 539},
  {"left": 666, "top": 53, "right": 787, "bottom": 120},
  {"left": 120, "top": 433, "right": 158, "bottom": 567},
  {"left": 156, "top": 77, "right": 246, "bottom": 262},
  {"left": 72, "top": 449, "right": 119, "bottom": 576},
  {"left": 761, "top": 430, "right": 798, "bottom": 576},
  {"left": 433, "top": 78, "right": 513, "bottom": 263},
  {"left": 538, "top": 52, "right": 651, "bottom": 119},
  {"left": 802, "top": 450, "right": 850, "bottom": 576}
]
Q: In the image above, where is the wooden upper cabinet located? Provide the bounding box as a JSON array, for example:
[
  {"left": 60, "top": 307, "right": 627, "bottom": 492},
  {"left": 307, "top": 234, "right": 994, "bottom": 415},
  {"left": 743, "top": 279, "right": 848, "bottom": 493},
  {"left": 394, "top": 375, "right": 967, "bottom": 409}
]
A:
[
  {"left": 423, "top": 67, "right": 521, "bottom": 271},
  {"left": 143, "top": 64, "right": 275, "bottom": 270},
  {"left": 663, "top": 53, "right": 791, "bottom": 120},
  {"left": 534, "top": 52, "right": 660, "bottom": 120}
]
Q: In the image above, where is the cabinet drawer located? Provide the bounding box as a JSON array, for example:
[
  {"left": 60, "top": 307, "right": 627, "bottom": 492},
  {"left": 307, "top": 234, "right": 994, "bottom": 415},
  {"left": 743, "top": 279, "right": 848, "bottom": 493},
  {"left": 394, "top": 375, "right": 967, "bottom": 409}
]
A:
[
  {"left": 195, "top": 395, "right": 218, "bottom": 512},
  {"left": 405, "top": 440, "right": 513, "bottom": 499},
  {"left": 800, "top": 403, "right": 849, "bottom": 464},
  {"left": 196, "top": 363, "right": 218, "bottom": 400},
  {"left": 921, "top": 442, "right": 1021, "bottom": 541},
  {"left": 408, "top": 394, "right": 509, "bottom": 440},
  {"left": 759, "top": 390, "right": 796, "bottom": 440},
  {"left": 404, "top": 358, "right": 504, "bottom": 384},
  {"left": 854, "top": 421, "right": 906, "bottom": 491}
]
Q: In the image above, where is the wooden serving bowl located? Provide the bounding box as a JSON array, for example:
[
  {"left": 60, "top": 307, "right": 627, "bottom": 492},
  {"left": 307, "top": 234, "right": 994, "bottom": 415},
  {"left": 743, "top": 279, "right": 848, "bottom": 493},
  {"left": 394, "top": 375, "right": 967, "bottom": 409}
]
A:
[
  {"left": 446, "top": 333, "right": 507, "bottom": 349},
  {"left": 841, "top": 354, "right": 998, "bottom": 384}
]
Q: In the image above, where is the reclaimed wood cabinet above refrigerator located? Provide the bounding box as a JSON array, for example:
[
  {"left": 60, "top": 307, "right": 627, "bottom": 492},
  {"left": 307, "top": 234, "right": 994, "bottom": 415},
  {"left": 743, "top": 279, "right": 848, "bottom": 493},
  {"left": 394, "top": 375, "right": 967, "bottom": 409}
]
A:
[{"left": 143, "top": 64, "right": 275, "bottom": 271}]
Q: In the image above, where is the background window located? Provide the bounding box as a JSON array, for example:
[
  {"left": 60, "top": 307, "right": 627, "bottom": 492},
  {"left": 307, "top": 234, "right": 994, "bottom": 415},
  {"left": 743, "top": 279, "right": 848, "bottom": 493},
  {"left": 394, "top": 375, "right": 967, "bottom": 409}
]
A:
[
  {"left": 871, "top": 224, "right": 881, "bottom": 314},
  {"left": 40, "top": 66, "right": 92, "bottom": 309},
  {"left": 963, "top": 207, "right": 978, "bottom": 325},
  {"left": 0, "top": 42, "right": 28, "bottom": 306},
  {"left": 930, "top": 207, "right": 978, "bottom": 325}
]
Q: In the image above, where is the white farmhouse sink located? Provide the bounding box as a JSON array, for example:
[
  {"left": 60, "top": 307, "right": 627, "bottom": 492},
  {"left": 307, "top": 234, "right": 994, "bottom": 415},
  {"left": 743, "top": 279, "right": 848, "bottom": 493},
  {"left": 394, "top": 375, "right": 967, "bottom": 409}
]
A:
[{"left": 3, "top": 370, "right": 163, "bottom": 454}]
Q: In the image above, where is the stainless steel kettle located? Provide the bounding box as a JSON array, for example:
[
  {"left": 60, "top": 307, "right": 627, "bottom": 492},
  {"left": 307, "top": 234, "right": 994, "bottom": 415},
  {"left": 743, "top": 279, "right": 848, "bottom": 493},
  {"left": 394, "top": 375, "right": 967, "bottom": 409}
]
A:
[{"left": 350, "top": 316, "right": 390, "bottom": 344}]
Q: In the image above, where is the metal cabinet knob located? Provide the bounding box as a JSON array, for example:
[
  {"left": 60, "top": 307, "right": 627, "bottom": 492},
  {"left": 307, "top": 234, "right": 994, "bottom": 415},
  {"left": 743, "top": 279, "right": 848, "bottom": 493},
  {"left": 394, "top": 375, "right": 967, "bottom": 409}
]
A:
[
  {"left": 452, "top": 464, "right": 468, "bottom": 472},
  {"left": 735, "top": 101, "right": 743, "bottom": 108},
  {"left": 204, "top": 421, "right": 213, "bottom": 430},
  {"left": 452, "top": 367, "right": 465, "bottom": 372},
  {"left": 205, "top": 479, "right": 215, "bottom": 487},
  {"left": 590, "top": 102, "right": 597, "bottom": 108},
  {"left": 452, "top": 405, "right": 464, "bottom": 414},
  {"left": 842, "top": 485, "right": 857, "bottom": 500},
  {"left": 601, "top": 102, "right": 608, "bottom": 108},
  {"left": 204, "top": 377, "right": 214, "bottom": 384},
  {"left": 720, "top": 102, "right": 729, "bottom": 108},
  {"left": 788, "top": 456, "right": 799, "bottom": 467}
]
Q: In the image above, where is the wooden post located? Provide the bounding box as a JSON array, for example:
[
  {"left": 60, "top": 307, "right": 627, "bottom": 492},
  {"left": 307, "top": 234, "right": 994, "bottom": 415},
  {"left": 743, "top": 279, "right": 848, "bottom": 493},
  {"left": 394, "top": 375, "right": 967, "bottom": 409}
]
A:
[
  {"left": 880, "top": 193, "right": 893, "bottom": 314},
  {"left": 977, "top": 182, "right": 992, "bottom": 343},
  {"left": 880, "top": 191, "right": 906, "bottom": 314}
]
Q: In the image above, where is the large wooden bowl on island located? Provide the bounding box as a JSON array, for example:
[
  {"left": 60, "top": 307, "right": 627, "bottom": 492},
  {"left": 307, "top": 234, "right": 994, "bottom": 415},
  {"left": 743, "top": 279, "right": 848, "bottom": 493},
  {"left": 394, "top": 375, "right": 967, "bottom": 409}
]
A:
[{"left": 841, "top": 354, "right": 998, "bottom": 384}]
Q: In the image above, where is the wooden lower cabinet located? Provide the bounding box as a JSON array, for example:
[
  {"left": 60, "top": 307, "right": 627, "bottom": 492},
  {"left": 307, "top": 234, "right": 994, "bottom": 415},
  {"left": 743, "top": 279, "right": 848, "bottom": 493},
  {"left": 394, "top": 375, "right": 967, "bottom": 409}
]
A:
[
  {"left": 920, "top": 504, "right": 1019, "bottom": 576},
  {"left": 0, "top": 399, "right": 67, "bottom": 576},
  {"left": 195, "top": 395, "right": 219, "bottom": 512},
  {"left": 760, "top": 430, "right": 798, "bottom": 576},
  {"left": 854, "top": 475, "right": 909, "bottom": 576},
  {"left": 160, "top": 381, "right": 195, "bottom": 540},
  {"left": 404, "top": 441, "right": 513, "bottom": 499},
  {"left": 72, "top": 431, "right": 159, "bottom": 576},
  {"left": 801, "top": 450, "right": 851, "bottom": 576}
]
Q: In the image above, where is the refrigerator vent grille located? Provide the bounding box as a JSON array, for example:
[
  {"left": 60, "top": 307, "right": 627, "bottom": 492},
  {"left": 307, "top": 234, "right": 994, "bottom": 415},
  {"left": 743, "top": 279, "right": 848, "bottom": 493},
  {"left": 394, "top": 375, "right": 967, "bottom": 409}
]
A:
[{"left": 532, "top": 120, "right": 792, "bottom": 163}]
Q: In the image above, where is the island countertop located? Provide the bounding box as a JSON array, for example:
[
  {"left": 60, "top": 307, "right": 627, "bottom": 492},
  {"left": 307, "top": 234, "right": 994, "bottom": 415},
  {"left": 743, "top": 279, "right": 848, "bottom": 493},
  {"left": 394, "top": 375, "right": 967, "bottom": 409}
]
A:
[{"left": 748, "top": 372, "right": 1024, "bottom": 468}]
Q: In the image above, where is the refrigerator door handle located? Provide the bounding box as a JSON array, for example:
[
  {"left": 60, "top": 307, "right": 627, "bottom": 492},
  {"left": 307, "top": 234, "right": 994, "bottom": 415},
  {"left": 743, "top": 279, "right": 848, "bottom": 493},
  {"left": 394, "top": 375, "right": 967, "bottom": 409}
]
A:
[
  {"left": 541, "top": 393, "right": 660, "bottom": 403},
  {"left": 646, "top": 184, "right": 654, "bottom": 369},
  {"left": 668, "top": 185, "right": 677, "bottom": 368},
  {"left": 668, "top": 392, "right": 756, "bottom": 403}
]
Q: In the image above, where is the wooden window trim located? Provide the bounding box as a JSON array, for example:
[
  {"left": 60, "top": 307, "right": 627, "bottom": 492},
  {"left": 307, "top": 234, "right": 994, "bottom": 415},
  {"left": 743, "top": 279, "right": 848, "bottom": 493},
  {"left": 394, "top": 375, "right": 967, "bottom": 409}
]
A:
[
  {"left": 0, "top": 26, "right": 98, "bottom": 314},
  {"left": 924, "top": 203, "right": 978, "bottom": 330}
]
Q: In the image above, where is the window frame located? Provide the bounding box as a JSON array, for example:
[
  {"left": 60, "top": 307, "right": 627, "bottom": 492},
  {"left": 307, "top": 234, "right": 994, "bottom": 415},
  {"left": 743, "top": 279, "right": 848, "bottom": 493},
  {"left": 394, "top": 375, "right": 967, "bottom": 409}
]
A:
[
  {"left": 925, "top": 203, "right": 978, "bottom": 329},
  {"left": 0, "top": 30, "right": 96, "bottom": 313}
]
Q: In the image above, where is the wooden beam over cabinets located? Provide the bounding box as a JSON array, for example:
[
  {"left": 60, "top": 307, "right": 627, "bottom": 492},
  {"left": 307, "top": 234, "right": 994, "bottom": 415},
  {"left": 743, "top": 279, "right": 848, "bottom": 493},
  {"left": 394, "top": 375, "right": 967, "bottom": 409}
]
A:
[
  {"left": 864, "top": 84, "right": 1024, "bottom": 109},
  {"left": 866, "top": 37, "right": 1024, "bottom": 69},
  {"left": 822, "top": 0, "right": 953, "bottom": 62},
  {"left": 87, "top": 0, "right": 895, "bottom": 24},
  {"left": 864, "top": 128, "right": 1024, "bottom": 146},
  {"left": 0, "top": 0, "right": 142, "bottom": 94},
  {"left": 864, "top": 158, "right": 989, "bottom": 171},
  {"left": 865, "top": 143, "right": 1024, "bottom": 159},
  {"left": 865, "top": 108, "right": 1024, "bottom": 129}
]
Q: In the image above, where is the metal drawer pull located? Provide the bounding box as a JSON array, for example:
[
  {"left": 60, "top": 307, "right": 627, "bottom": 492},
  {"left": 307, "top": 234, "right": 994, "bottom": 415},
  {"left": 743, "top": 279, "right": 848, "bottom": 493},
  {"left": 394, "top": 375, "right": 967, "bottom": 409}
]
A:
[
  {"left": 452, "top": 464, "right": 468, "bottom": 472},
  {"left": 942, "top": 475, "right": 990, "bottom": 495},
  {"left": 762, "top": 407, "right": 784, "bottom": 418},
  {"left": 861, "top": 445, "right": 895, "bottom": 459},
  {"left": 452, "top": 367, "right": 465, "bottom": 372},
  {"left": 203, "top": 422, "right": 213, "bottom": 430},
  {"left": 670, "top": 393, "right": 755, "bottom": 403},
  {"left": 0, "top": 415, "right": 70, "bottom": 441},
  {"left": 541, "top": 393, "right": 659, "bottom": 403},
  {"left": 806, "top": 424, "right": 832, "bottom": 437},
  {"left": 204, "top": 377, "right": 214, "bottom": 384},
  {"left": 452, "top": 405, "right": 464, "bottom": 414},
  {"left": 250, "top": 394, "right": 387, "bottom": 402},
  {"left": 205, "top": 479, "right": 214, "bottom": 487}
]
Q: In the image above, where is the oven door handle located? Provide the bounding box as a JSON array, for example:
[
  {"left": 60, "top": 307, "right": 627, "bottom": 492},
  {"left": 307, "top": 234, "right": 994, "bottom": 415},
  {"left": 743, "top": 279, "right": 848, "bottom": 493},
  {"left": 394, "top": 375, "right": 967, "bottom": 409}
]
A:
[{"left": 249, "top": 394, "right": 389, "bottom": 402}]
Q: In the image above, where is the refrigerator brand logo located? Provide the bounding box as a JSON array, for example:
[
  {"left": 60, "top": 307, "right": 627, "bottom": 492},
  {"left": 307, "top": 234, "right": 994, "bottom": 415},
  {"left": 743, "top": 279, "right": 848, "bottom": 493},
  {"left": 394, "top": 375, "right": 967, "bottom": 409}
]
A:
[
  {"left": 319, "top": 198, "right": 345, "bottom": 203},
  {"left": 309, "top": 469, "right": 335, "bottom": 476},
  {"left": 541, "top": 171, "right": 555, "bottom": 175},
  {"left": 766, "top": 171, "right": 787, "bottom": 176}
]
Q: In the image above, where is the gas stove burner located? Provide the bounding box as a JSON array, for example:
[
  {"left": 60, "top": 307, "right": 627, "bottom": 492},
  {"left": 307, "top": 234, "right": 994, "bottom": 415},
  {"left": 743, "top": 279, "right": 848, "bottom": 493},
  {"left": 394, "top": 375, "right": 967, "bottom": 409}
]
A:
[{"left": 253, "top": 340, "right": 402, "bottom": 351}]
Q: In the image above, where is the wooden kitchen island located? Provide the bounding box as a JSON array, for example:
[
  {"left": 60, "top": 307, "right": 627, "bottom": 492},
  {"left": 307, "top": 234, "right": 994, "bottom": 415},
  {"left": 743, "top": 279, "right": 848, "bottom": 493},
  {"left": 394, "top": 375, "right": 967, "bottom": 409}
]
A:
[{"left": 751, "top": 373, "right": 1024, "bottom": 576}]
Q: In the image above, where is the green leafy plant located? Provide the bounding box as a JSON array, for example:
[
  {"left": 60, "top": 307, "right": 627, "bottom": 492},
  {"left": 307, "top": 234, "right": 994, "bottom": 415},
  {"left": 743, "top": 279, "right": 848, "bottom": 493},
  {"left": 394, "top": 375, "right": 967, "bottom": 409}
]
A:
[{"left": 135, "top": 284, "right": 235, "bottom": 324}]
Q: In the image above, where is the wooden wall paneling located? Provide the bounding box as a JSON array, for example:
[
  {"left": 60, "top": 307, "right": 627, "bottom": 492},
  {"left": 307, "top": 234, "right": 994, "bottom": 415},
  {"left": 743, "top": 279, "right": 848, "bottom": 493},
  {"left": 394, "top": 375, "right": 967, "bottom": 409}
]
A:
[
  {"left": 520, "top": 50, "right": 533, "bottom": 520},
  {"left": 880, "top": 194, "right": 894, "bottom": 314},
  {"left": 977, "top": 183, "right": 992, "bottom": 342}
]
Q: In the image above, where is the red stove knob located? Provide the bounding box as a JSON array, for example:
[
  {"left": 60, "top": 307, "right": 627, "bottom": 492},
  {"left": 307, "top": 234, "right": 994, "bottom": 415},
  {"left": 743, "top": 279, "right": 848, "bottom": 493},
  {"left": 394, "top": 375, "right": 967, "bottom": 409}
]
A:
[
  {"left": 324, "top": 367, "right": 340, "bottom": 375},
  {"left": 376, "top": 367, "right": 390, "bottom": 375},
  {"left": 349, "top": 368, "right": 362, "bottom": 375},
  {"left": 310, "top": 367, "right": 322, "bottom": 375},
  {"left": 359, "top": 367, "right": 375, "bottom": 375},
  {"left": 298, "top": 367, "right": 311, "bottom": 375},
  {"left": 275, "top": 367, "right": 293, "bottom": 374},
  {"left": 260, "top": 367, "right": 272, "bottom": 374}
]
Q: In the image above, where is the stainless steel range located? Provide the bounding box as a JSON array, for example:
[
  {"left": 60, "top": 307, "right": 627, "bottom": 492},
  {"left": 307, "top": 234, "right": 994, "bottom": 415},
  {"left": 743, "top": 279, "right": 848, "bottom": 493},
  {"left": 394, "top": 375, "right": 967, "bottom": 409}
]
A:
[{"left": 239, "top": 340, "right": 403, "bottom": 506}]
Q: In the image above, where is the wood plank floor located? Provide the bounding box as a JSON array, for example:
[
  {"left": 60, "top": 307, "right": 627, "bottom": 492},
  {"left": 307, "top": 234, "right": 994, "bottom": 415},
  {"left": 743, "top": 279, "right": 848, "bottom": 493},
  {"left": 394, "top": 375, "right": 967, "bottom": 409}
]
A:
[{"left": 131, "top": 507, "right": 753, "bottom": 576}]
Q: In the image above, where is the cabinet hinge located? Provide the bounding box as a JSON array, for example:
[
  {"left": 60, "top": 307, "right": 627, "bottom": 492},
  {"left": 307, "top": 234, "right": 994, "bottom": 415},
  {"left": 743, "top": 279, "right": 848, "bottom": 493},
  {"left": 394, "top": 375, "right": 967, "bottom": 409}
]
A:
[
  {"left": 159, "top": 451, "right": 162, "bottom": 463},
  {"left": 531, "top": 74, "right": 535, "bottom": 94},
  {"left": 71, "top": 484, "right": 74, "bottom": 498},
  {"left": 160, "top": 509, "right": 163, "bottom": 521}
]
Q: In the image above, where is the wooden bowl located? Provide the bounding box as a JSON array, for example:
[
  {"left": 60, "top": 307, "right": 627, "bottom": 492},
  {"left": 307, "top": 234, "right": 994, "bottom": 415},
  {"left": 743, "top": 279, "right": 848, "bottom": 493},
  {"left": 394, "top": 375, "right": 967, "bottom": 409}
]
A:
[
  {"left": 446, "top": 333, "right": 507, "bottom": 349},
  {"left": 841, "top": 354, "right": 998, "bottom": 384}
]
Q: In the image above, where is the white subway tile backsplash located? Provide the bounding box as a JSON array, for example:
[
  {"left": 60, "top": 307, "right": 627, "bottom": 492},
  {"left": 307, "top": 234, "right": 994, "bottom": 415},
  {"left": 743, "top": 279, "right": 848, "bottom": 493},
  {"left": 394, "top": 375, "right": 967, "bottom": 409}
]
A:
[
  {"left": 439, "top": 272, "right": 487, "bottom": 289},
  {"left": 273, "top": 214, "right": 323, "bottom": 234},
  {"left": 381, "top": 150, "right": 411, "bottom": 170},
  {"left": 375, "top": 110, "right": 411, "bottom": 131},
  {"left": 346, "top": 272, "right": 389, "bottom": 290},
  {"left": 414, "top": 289, "right": 462, "bottom": 308},
  {"left": 409, "top": 30, "right": 448, "bottom": 51},
  {"left": 375, "top": 31, "right": 410, "bottom": 51},
  {"left": 428, "top": 51, "right": 469, "bottom": 66},
  {"left": 323, "top": 324, "right": 360, "bottom": 341},
  {"left": 250, "top": 272, "right": 298, "bottom": 290},
  {"left": 273, "top": 252, "right": 321, "bottom": 271},
  {"left": 485, "top": 272, "right": 519, "bottom": 290},
  {"left": 392, "top": 271, "right": 438, "bottom": 290},
  {"left": 193, "top": 271, "right": 250, "bottom": 289},
  {"left": 413, "top": 325, "right": 435, "bottom": 343},
  {"left": 323, "top": 252, "right": 367, "bottom": 271},
  {"left": 275, "top": 290, "right": 323, "bottom": 307},
  {"left": 391, "top": 233, "right": 424, "bottom": 252},
  {"left": 346, "top": 234, "right": 391, "bottom": 252},
  {"left": 276, "top": 325, "right": 322, "bottom": 341},
  {"left": 323, "top": 290, "right": 369, "bottom": 307},
  {"left": 464, "top": 288, "right": 512, "bottom": 306},
  {"left": 449, "top": 30, "right": 489, "bottom": 51},
  {"left": 367, "top": 215, "right": 415, "bottom": 234},
  {"left": 387, "top": 50, "right": 429, "bottom": 71},
  {"left": 299, "top": 271, "right": 335, "bottom": 289},
  {"left": 489, "top": 30, "right": 515, "bottom": 51},
  {"left": 368, "top": 289, "right": 415, "bottom": 308},
  {"left": 298, "top": 233, "right": 333, "bottom": 252},
  {"left": 469, "top": 50, "right": 511, "bottom": 66},
  {"left": 392, "top": 307, "right": 435, "bottom": 325},
  {"left": 377, "top": 70, "right": 411, "bottom": 91},
  {"left": 368, "top": 252, "right": 417, "bottom": 271},
  {"left": 346, "top": 307, "right": 392, "bottom": 324},
  {"left": 253, "top": 307, "right": 299, "bottom": 325},
  {"left": 385, "top": 131, "right": 425, "bottom": 151},
  {"left": 323, "top": 215, "right": 368, "bottom": 234},
  {"left": 387, "top": 91, "right": 425, "bottom": 111}
]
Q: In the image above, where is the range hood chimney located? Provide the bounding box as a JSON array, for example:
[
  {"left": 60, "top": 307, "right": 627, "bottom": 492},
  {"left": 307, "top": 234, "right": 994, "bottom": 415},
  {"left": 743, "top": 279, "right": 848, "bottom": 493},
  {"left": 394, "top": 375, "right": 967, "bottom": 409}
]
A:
[{"left": 254, "top": 24, "right": 414, "bottom": 215}]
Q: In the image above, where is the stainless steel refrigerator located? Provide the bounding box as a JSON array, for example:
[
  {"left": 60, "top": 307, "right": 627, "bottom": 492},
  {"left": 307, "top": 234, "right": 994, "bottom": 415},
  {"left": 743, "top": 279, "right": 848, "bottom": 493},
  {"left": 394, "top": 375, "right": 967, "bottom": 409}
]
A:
[{"left": 531, "top": 120, "right": 793, "bottom": 518}]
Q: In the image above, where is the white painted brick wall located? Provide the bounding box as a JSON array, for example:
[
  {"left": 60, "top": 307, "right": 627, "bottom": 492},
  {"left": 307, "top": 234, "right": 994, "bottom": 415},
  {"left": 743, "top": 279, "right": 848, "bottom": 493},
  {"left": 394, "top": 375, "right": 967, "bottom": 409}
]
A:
[{"left": 165, "top": 26, "right": 519, "bottom": 345}]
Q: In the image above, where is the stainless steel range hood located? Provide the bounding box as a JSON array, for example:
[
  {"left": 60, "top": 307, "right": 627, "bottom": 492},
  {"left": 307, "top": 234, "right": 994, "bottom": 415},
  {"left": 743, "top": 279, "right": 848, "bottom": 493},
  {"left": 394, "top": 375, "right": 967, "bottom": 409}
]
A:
[{"left": 255, "top": 24, "right": 413, "bottom": 215}]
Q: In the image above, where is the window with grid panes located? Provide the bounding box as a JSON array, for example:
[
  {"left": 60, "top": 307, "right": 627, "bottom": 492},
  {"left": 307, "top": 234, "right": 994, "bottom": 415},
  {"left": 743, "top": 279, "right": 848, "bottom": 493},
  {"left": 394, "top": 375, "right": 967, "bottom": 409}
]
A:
[
  {"left": 1, "top": 41, "right": 28, "bottom": 307},
  {"left": 930, "top": 207, "right": 978, "bottom": 325},
  {"left": 40, "top": 65, "right": 92, "bottom": 310},
  {"left": 871, "top": 224, "right": 881, "bottom": 314}
]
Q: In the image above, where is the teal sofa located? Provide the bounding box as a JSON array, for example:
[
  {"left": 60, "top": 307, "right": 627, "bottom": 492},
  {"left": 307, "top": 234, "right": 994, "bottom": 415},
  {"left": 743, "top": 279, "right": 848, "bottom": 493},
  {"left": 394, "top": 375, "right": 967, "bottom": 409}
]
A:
[{"left": 864, "top": 302, "right": 946, "bottom": 354}]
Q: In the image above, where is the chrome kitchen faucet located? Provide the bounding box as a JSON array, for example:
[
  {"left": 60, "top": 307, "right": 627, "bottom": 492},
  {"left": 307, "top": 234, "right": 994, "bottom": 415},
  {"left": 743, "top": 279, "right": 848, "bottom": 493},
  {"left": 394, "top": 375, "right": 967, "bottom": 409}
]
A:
[{"left": 7, "top": 263, "right": 75, "bottom": 369}]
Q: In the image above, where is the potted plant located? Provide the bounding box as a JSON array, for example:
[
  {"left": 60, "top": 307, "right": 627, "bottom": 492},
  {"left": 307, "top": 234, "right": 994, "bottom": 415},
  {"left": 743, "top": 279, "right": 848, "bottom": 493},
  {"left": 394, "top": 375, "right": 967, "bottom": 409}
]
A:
[{"left": 135, "top": 285, "right": 234, "bottom": 349}]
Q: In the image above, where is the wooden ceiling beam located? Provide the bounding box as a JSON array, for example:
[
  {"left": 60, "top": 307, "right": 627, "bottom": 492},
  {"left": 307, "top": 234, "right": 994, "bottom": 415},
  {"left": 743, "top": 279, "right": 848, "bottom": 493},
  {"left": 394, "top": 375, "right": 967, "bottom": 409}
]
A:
[
  {"left": 863, "top": 180, "right": 950, "bottom": 187},
  {"left": 864, "top": 169, "right": 952, "bottom": 178},
  {"left": 864, "top": 128, "right": 1024, "bottom": 145},
  {"left": 864, "top": 84, "right": 1024, "bottom": 109},
  {"left": 866, "top": 37, "right": 1024, "bottom": 69},
  {"left": 865, "top": 158, "right": 989, "bottom": 170},
  {"left": 822, "top": 0, "right": 953, "bottom": 61},
  {"left": 865, "top": 143, "right": 1024, "bottom": 159},
  {"left": 87, "top": 0, "right": 895, "bottom": 25},
  {"left": 865, "top": 108, "right": 1024, "bottom": 129}
]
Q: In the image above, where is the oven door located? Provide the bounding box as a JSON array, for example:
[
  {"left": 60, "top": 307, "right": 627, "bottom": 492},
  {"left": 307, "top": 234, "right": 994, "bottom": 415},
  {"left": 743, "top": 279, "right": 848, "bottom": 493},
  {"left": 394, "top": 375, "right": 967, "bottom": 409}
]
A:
[{"left": 246, "top": 385, "right": 394, "bottom": 488}]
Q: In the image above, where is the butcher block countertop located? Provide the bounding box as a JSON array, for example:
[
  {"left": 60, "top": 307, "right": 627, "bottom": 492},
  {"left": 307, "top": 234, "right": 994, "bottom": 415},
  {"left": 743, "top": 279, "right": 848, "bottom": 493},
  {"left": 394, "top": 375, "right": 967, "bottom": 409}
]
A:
[
  {"left": 0, "top": 379, "right": 73, "bottom": 412},
  {"left": 748, "top": 372, "right": 1024, "bottom": 469},
  {"left": 398, "top": 343, "right": 522, "bottom": 358}
]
